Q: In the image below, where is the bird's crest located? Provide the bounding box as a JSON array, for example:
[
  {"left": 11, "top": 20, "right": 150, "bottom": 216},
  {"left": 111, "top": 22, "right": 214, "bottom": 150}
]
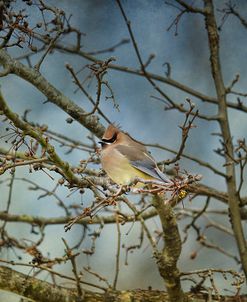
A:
[{"left": 102, "top": 124, "right": 120, "bottom": 142}]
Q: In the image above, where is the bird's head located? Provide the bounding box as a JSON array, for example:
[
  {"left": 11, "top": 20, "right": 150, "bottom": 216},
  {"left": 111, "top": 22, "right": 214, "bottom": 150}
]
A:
[{"left": 99, "top": 124, "right": 120, "bottom": 148}]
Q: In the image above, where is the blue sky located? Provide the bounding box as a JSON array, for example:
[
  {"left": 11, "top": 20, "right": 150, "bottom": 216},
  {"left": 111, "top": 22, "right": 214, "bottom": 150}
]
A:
[{"left": 1, "top": 0, "right": 247, "bottom": 297}]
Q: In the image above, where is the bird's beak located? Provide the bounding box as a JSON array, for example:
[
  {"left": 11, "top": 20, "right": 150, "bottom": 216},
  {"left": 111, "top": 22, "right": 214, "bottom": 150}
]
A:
[{"left": 98, "top": 140, "right": 110, "bottom": 147}]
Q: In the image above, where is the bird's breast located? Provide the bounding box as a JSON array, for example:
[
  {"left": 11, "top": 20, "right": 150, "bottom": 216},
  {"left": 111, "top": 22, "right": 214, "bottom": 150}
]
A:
[{"left": 100, "top": 148, "right": 153, "bottom": 185}]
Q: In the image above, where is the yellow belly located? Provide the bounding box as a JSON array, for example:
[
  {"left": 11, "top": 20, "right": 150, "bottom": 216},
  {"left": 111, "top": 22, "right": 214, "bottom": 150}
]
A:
[
  {"left": 101, "top": 152, "right": 153, "bottom": 185},
  {"left": 101, "top": 148, "right": 154, "bottom": 187}
]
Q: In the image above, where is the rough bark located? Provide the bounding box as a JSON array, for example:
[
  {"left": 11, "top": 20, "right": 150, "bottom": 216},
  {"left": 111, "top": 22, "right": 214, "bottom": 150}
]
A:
[
  {"left": 0, "top": 266, "right": 246, "bottom": 302},
  {"left": 152, "top": 195, "right": 185, "bottom": 302},
  {"left": 204, "top": 0, "right": 247, "bottom": 277}
]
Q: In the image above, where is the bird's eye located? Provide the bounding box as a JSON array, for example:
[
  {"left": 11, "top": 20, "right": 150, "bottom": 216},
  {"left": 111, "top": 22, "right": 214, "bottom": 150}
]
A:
[{"left": 101, "top": 132, "right": 117, "bottom": 144}]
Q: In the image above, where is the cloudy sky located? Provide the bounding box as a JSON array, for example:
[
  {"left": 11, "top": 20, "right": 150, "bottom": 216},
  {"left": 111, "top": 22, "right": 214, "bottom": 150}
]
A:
[{"left": 1, "top": 0, "right": 247, "bottom": 299}]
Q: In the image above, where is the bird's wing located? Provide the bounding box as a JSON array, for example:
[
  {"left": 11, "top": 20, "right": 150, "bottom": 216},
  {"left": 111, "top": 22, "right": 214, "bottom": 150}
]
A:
[{"left": 115, "top": 145, "right": 171, "bottom": 183}]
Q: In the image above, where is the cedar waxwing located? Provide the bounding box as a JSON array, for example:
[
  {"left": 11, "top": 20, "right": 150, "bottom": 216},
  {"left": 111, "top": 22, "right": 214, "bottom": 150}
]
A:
[{"left": 99, "top": 125, "right": 171, "bottom": 186}]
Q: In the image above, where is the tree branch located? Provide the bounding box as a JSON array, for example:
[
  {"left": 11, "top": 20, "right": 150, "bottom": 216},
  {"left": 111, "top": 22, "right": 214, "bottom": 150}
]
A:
[
  {"left": 41, "top": 39, "right": 247, "bottom": 114},
  {"left": 0, "top": 91, "right": 83, "bottom": 186},
  {"left": 152, "top": 195, "right": 185, "bottom": 302},
  {"left": 204, "top": 0, "right": 247, "bottom": 278},
  {"left": 0, "top": 49, "right": 105, "bottom": 138},
  {"left": 0, "top": 266, "right": 245, "bottom": 302}
]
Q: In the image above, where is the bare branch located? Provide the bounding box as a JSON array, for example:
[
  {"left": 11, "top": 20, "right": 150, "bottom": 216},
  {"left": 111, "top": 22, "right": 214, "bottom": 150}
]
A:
[
  {"left": 204, "top": 0, "right": 247, "bottom": 277},
  {"left": 0, "top": 49, "right": 105, "bottom": 138}
]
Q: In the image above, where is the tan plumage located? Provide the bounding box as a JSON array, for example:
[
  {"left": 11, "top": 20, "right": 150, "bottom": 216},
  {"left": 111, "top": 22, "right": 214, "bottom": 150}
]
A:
[{"left": 100, "top": 125, "right": 171, "bottom": 185}]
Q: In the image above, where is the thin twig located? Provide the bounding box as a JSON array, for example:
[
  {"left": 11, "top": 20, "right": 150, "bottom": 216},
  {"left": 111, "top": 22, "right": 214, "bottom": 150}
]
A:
[{"left": 113, "top": 212, "right": 121, "bottom": 289}]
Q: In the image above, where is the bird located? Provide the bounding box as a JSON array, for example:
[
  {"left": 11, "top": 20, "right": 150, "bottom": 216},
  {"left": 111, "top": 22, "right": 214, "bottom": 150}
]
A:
[{"left": 99, "top": 124, "right": 171, "bottom": 186}]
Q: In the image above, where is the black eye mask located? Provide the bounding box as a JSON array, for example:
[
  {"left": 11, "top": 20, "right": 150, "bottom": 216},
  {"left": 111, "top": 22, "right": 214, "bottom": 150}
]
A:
[{"left": 101, "top": 132, "right": 118, "bottom": 144}]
